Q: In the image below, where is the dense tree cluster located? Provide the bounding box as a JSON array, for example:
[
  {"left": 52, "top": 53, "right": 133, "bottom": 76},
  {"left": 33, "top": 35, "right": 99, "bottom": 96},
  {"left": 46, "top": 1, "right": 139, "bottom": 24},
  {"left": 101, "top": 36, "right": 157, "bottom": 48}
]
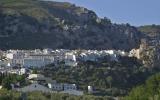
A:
[
  {"left": 0, "top": 90, "right": 113, "bottom": 100},
  {"left": 0, "top": 73, "right": 25, "bottom": 90},
  {"left": 124, "top": 73, "right": 160, "bottom": 100}
]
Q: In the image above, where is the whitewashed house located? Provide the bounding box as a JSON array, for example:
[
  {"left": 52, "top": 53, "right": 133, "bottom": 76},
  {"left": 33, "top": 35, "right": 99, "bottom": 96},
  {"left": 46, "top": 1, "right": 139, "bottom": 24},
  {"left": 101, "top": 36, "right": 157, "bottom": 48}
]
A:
[
  {"left": 28, "top": 74, "right": 45, "bottom": 80},
  {"left": 48, "top": 82, "right": 83, "bottom": 96},
  {"left": 8, "top": 68, "right": 26, "bottom": 75},
  {"left": 48, "top": 83, "right": 63, "bottom": 91},
  {"left": 88, "top": 86, "right": 94, "bottom": 93},
  {"left": 65, "top": 53, "right": 77, "bottom": 67},
  {"left": 5, "top": 50, "right": 55, "bottom": 68},
  {"left": 80, "top": 53, "right": 98, "bottom": 62},
  {"left": 16, "top": 83, "right": 52, "bottom": 93},
  {"left": 63, "top": 83, "right": 77, "bottom": 91},
  {"left": 28, "top": 74, "right": 56, "bottom": 84},
  {"left": 105, "top": 50, "right": 115, "bottom": 55},
  {"left": 6, "top": 53, "right": 14, "bottom": 59},
  {"left": 48, "top": 83, "right": 77, "bottom": 91}
]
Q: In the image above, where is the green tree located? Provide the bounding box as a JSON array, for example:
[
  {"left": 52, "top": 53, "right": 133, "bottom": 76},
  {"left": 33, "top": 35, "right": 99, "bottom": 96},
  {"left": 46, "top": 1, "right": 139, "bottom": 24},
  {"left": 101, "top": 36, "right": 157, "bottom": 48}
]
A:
[
  {"left": 106, "top": 76, "right": 113, "bottom": 89},
  {"left": 2, "top": 77, "right": 12, "bottom": 90}
]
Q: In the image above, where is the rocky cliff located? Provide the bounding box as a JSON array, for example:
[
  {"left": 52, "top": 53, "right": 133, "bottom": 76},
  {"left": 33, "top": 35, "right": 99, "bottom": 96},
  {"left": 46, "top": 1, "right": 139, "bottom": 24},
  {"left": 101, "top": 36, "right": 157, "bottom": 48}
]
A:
[{"left": 0, "top": 0, "right": 142, "bottom": 51}]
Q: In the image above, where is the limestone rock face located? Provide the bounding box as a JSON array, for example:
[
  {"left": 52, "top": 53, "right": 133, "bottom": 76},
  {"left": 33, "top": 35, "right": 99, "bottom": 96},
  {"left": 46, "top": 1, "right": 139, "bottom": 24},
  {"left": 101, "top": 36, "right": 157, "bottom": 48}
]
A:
[{"left": 0, "top": 0, "right": 142, "bottom": 50}]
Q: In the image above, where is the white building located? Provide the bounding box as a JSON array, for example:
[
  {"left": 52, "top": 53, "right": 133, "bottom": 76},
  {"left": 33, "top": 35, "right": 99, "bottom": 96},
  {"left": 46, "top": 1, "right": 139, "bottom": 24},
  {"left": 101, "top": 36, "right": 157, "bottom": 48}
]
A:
[
  {"left": 8, "top": 68, "right": 26, "bottom": 75},
  {"left": 65, "top": 53, "right": 77, "bottom": 67},
  {"left": 5, "top": 51, "right": 55, "bottom": 68},
  {"left": 48, "top": 83, "right": 63, "bottom": 91},
  {"left": 88, "top": 86, "right": 93, "bottom": 93},
  {"left": 6, "top": 53, "right": 14, "bottom": 59},
  {"left": 63, "top": 83, "right": 77, "bottom": 91},
  {"left": 105, "top": 50, "right": 115, "bottom": 55},
  {"left": 48, "top": 83, "right": 77, "bottom": 91},
  {"left": 28, "top": 74, "right": 45, "bottom": 80},
  {"left": 42, "top": 49, "right": 52, "bottom": 54},
  {"left": 20, "top": 68, "right": 26, "bottom": 75},
  {"left": 16, "top": 83, "right": 52, "bottom": 93}
]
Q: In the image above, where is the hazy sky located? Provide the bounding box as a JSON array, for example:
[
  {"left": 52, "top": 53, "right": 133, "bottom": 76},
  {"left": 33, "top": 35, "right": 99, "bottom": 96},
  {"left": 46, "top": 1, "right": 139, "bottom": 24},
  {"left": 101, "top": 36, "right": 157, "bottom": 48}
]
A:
[{"left": 51, "top": 0, "right": 159, "bottom": 26}]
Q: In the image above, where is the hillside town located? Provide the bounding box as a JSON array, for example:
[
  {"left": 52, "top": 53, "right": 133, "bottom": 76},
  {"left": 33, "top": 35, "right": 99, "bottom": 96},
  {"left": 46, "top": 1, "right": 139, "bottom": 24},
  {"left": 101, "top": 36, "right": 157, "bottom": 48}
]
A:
[
  {"left": 0, "top": 49, "right": 130, "bottom": 68},
  {"left": 0, "top": 48, "right": 141, "bottom": 96}
]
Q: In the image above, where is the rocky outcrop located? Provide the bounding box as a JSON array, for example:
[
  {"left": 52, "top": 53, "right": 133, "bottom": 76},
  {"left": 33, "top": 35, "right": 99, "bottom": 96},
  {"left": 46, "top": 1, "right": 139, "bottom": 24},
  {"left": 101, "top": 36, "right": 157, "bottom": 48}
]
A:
[{"left": 0, "top": 0, "right": 142, "bottom": 50}]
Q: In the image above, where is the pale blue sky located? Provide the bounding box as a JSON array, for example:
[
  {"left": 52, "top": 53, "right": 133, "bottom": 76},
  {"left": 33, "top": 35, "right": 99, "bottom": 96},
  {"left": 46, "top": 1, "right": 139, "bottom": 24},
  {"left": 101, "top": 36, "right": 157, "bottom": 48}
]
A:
[{"left": 51, "top": 0, "right": 159, "bottom": 26}]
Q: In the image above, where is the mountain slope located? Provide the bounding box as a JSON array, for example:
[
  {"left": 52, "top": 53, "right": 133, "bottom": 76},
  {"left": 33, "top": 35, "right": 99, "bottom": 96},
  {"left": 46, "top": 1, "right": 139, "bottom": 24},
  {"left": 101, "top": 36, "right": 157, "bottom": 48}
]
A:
[
  {"left": 0, "top": 0, "right": 142, "bottom": 50},
  {"left": 138, "top": 25, "right": 160, "bottom": 37},
  {"left": 138, "top": 25, "right": 160, "bottom": 68},
  {"left": 124, "top": 73, "right": 160, "bottom": 100}
]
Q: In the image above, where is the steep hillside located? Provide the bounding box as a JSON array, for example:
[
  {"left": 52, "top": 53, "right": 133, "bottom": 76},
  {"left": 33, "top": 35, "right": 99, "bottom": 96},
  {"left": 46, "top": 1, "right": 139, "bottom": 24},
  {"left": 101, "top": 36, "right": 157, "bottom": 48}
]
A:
[
  {"left": 124, "top": 73, "right": 160, "bottom": 100},
  {"left": 138, "top": 25, "right": 160, "bottom": 68},
  {"left": 0, "top": 0, "right": 142, "bottom": 50},
  {"left": 139, "top": 25, "right": 160, "bottom": 37}
]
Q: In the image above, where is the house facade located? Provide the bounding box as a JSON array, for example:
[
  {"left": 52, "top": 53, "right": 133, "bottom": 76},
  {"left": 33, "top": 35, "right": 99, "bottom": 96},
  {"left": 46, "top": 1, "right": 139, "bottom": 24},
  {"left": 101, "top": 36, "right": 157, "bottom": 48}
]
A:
[{"left": 16, "top": 83, "right": 53, "bottom": 93}]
